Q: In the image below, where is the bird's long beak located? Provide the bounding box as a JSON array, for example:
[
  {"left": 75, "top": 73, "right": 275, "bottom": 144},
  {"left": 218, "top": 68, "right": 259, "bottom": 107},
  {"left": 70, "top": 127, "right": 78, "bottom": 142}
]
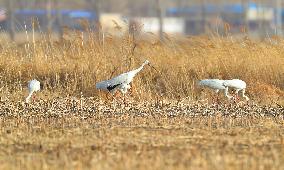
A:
[{"left": 148, "top": 64, "right": 159, "bottom": 72}]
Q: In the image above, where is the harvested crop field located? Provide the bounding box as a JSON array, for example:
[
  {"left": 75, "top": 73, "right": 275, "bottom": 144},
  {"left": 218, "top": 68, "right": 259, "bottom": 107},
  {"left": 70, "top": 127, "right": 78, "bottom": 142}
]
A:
[
  {"left": 0, "top": 32, "right": 283, "bottom": 169},
  {"left": 0, "top": 98, "right": 283, "bottom": 170}
]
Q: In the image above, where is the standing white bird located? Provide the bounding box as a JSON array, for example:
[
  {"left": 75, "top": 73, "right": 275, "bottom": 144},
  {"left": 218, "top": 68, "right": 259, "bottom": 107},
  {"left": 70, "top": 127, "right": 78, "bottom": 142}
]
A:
[
  {"left": 223, "top": 79, "right": 249, "bottom": 101},
  {"left": 26, "top": 79, "right": 41, "bottom": 103},
  {"left": 96, "top": 60, "right": 150, "bottom": 95},
  {"left": 198, "top": 79, "right": 232, "bottom": 100}
]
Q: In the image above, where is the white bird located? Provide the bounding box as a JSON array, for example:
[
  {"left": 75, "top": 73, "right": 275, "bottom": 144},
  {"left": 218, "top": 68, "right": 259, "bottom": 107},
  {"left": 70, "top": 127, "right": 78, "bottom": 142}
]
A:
[
  {"left": 198, "top": 79, "right": 232, "bottom": 100},
  {"left": 26, "top": 79, "right": 41, "bottom": 103},
  {"left": 223, "top": 79, "right": 249, "bottom": 101},
  {"left": 96, "top": 60, "right": 150, "bottom": 95}
]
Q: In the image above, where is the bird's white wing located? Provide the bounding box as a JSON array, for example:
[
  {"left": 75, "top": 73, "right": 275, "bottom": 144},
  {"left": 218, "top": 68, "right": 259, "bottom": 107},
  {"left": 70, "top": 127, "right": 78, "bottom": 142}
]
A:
[
  {"left": 26, "top": 79, "right": 40, "bottom": 103},
  {"left": 34, "top": 80, "right": 40, "bottom": 91},
  {"left": 95, "top": 80, "right": 111, "bottom": 90},
  {"left": 199, "top": 79, "right": 226, "bottom": 90},
  {"left": 223, "top": 79, "right": 246, "bottom": 89},
  {"left": 96, "top": 73, "right": 129, "bottom": 91},
  {"left": 28, "top": 79, "right": 40, "bottom": 93}
]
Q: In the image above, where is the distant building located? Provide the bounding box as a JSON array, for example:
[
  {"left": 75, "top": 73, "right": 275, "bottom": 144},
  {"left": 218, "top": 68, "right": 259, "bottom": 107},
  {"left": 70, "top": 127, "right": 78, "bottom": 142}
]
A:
[
  {"left": 166, "top": 3, "right": 275, "bottom": 35},
  {"left": 134, "top": 17, "right": 185, "bottom": 35},
  {"left": 0, "top": 9, "right": 98, "bottom": 32},
  {"left": 0, "top": 2, "right": 281, "bottom": 37}
]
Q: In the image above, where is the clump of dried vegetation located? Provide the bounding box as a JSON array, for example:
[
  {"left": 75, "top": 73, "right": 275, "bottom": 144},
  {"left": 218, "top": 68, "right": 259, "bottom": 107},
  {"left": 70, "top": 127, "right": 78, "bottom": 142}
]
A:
[{"left": 0, "top": 26, "right": 283, "bottom": 169}]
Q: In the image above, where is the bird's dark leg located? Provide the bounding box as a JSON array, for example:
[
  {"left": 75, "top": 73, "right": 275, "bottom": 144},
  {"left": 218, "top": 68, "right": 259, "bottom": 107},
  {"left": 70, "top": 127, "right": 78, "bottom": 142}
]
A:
[
  {"left": 125, "top": 92, "right": 131, "bottom": 104},
  {"left": 224, "top": 87, "right": 232, "bottom": 103},
  {"left": 122, "top": 94, "right": 127, "bottom": 104},
  {"left": 241, "top": 89, "right": 249, "bottom": 102},
  {"left": 235, "top": 90, "right": 240, "bottom": 103},
  {"left": 213, "top": 92, "right": 218, "bottom": 103},
  {"left": 117, "top": 90, "right": 127, "bottom": 103},
  {"left": 104, "top": 91, "right": 113, "bottom": 102},
  {"left": 129, "top": 83, "right": 135, "bottom": 97},
  {"left": 113, "top": 91, "right": 120, "bottom": 101},
  {"left": 210, "top": 94, "right": 216, "bottom": 104},
  {"left": 213, "top": 90, "right": 219, "bottom": 104},
  {"left": 105, "top": 93, "right": 109, "bottom": 100},
  {"left": 108, "top": 92, "right": 119, "bottom": 107},
  {"left": 32, "top": 95, "right": 36, "bottom": 102},
  {"left": 236, "top": 94, "right": 240, "bottom": 102},
  {"left": 227, "top": 89, "right": 236, "bottom": 103},
  {"left": 105, "top": 91, "right": 116, "bottom": 103}
]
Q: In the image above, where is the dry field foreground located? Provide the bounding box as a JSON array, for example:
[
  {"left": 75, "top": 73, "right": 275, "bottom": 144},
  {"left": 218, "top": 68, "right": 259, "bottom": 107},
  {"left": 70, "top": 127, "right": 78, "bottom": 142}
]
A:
[
  {"left": 0, "top": 33, "right": 283, "bottom": 169},
  {"left": 0, "top": 98, "right": 283, "bottom": 170}
]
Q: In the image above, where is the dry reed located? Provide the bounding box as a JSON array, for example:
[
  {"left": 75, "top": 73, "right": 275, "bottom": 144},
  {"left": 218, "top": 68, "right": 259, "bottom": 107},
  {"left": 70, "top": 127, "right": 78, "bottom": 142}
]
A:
[{"left": 0, "top": 29, "right": 283, "bottom": 103}]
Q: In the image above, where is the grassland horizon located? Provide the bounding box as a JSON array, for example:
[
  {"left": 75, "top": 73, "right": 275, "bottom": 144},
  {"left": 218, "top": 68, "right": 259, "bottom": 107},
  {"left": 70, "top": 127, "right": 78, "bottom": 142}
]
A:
[{"left": 0, "top": 30, "right": 283, "bottom": 104}]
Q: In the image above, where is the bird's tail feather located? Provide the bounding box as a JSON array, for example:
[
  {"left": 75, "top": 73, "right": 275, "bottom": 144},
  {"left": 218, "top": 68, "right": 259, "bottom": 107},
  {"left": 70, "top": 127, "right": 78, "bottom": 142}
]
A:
[
  {"left": 198, "top": 80, "right": 207, "bottom": 86},
  {"left": 96, "top": 81, "right": 107, "bottom": 89}
]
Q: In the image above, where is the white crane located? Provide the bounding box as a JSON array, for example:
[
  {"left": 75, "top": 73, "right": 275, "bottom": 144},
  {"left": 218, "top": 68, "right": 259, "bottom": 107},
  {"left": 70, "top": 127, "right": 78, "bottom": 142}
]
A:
[
  {"left": 223, "top": 79, "right": 249, "bottom": 101},
  {"left": 96, "top": 60, "right": 150, "bottom": 95},
  {"left": 198, "top": 79, "right": 232, "bottom": 100},
  {"left": 26, "top": 79, "right": 41, "bottom": 103}
]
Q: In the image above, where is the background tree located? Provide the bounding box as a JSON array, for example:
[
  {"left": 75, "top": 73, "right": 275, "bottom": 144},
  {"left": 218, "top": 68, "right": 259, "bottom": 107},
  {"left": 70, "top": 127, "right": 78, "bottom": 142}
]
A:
[
  {"left": 6, "top": 0, "right": 15, "bottom": 40},
  {"left": 156, "top": 0, "right": 164, "bottom": 41}
]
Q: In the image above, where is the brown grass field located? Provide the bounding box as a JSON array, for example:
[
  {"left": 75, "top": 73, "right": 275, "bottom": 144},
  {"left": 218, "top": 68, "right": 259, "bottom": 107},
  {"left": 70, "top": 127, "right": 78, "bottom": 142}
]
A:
[{"left": 0, "top": 29, "right": 283, "bottom": 170}]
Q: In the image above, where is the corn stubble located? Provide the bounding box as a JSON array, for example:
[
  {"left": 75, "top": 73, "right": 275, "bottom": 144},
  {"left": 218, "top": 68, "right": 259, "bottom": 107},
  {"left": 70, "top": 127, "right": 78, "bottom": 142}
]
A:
[{"left": 0, "top": 30, "right": 283, "bottom": 170}]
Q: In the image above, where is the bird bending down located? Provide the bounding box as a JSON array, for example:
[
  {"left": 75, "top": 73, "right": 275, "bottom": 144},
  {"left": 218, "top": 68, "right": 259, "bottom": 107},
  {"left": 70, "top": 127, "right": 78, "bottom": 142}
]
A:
[
  {"left": 223, "top": 79, "right": 249, "bottom": 101},
  {"left": 26, "top": 79, "right": 41, "bottom": 103},
  {"left": 96, "top": 60, "right": 150, "bottom": 96},
  {"left": 198, "top": 79, "right": 232, "bottom": 101}
]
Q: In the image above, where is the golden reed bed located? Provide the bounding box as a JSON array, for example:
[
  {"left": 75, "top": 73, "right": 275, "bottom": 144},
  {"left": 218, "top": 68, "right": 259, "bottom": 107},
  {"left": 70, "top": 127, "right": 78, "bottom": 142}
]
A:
[{"left": 0, "top": 31, "right": 283, "bottom": 104}]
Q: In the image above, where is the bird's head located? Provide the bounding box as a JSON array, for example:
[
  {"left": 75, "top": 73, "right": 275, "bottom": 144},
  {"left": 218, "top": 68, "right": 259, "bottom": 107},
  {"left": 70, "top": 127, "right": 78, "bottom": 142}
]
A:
[
  {"left": 143, "top": 60, "right": 159, "bottom": 72},
  {"left": 144, "top": 60, "right": 150, "bottom": 65}
]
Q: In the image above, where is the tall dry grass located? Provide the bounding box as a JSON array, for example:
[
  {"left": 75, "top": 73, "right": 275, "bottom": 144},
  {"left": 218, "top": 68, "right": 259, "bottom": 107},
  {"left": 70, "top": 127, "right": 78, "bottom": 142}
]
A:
[{"left": 0, "top": 29, "right": 283, "bottom": 103}]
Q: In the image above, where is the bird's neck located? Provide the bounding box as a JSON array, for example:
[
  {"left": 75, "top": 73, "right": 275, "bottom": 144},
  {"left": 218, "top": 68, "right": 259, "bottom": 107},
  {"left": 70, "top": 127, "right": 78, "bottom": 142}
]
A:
[
  {"left": 25, "top": 91, "right": 34, "bottom": 103},
  {"left": 133, "top": 63, "right": 146, "bottom": 74}
]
